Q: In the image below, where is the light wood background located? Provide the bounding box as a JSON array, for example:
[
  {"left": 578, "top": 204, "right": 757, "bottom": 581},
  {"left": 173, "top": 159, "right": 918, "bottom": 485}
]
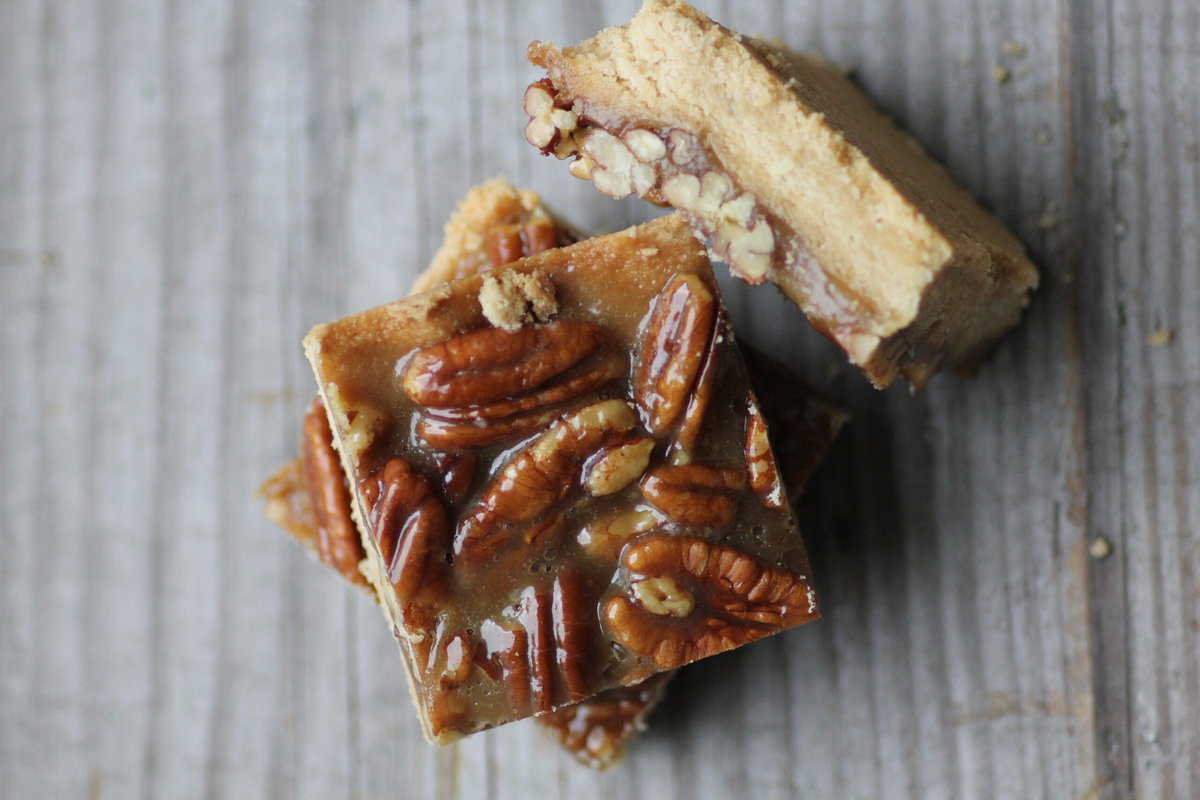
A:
[{"left": 2, "top": 1, "right": 1197, "bottom": 798}]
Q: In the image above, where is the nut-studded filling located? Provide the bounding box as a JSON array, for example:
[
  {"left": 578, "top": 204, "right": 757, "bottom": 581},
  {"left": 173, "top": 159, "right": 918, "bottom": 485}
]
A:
[
  {"left": 522, "top": 80, "right": 875, "bottom": 342},
  {"left": 320, "top": 265, "right": 815, "bottom": 740}
]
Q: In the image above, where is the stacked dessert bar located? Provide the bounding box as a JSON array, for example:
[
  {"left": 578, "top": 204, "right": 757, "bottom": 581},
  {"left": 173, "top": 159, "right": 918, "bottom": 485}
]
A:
[{"left": 260, "top": 0, "right": 1035, "bottom": 770}]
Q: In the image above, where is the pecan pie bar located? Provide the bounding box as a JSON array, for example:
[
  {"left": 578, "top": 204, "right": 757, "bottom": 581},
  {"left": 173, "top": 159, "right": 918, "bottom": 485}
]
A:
[
  {"left": 522, "top": 0, "right": 1039, "bottom": 388},
  {"left": 304, "top": 214, "right": 821, "bottom": 743}
]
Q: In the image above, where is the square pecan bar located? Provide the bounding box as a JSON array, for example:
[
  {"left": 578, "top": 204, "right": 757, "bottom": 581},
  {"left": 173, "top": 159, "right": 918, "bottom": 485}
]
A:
[
  {"left": 261, "top": 184, "right": 845, "bottom": 767},
  {"left": 303, "top": 214, "right": 821, "bottom": 742},
  {"left": 523, "top": 0, "right": 1039, "bottom": 388}
]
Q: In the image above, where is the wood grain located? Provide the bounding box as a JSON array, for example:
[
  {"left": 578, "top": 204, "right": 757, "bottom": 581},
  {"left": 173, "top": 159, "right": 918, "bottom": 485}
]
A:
[{"left": 1, "top": 1, "right": 1196, "bottom": 798}]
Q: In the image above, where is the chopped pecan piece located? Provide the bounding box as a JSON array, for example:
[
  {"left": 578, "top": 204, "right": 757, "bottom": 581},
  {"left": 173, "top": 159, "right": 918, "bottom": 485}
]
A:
[
  {"left": 744, "top": 402, "right": 784, "bottom": 509},
  {"left": 639, "top": 463, "right": 744, "bottom": 527},
  {"left": 300, "top": 397, "right": 368, "bottom": 586},
  {"left": 576, "top": 507, "right": 665, "bottom": 561},
  {"left": 633, "top": 274, "right": 716, "bottom": 435},
  {"left": 360, "top": 458, "right": 450, "bottom": 602},
  {"left": 603, "top": 535, "right": 818, "bottom": 669},
  {"left": 402, "top": 320, "right": 606, "bottom": 408},
  {"left": 455, "top": 399, "right": 637, "bottom": 561},
  {"left": 522, "top": 78, "right": 579, "bottom": 158},
  {"left": 583, "top": 436, "right": 655, "bottom": 496}
]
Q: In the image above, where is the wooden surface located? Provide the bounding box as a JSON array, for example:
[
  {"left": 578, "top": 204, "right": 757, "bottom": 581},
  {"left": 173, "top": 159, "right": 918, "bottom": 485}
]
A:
[{"left": 1, "top": 1, "right": 1196, "bottom": 797}]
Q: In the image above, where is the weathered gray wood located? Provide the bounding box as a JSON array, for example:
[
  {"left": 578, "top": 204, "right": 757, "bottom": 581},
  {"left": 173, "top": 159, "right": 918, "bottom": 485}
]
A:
[{"left": 1, "top": 0, "right": 1196, "bottom": 798}]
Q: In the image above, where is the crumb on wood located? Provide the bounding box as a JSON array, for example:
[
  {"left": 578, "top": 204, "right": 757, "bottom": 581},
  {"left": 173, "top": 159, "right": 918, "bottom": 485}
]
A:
[
  {"left": 1089, "top": 537, "right": 1112, "bottom": 560},
  {"left": 992, "top": 66, "right": 1011, "bottom": 84},
  {"left": 1147, "top": 329, "right": 1173, "bottom": 347},
  {"left": 1037, "top": 206, "right": 1060, "bottom": 231},
  {"left": 479, "top": 268, "right": 558, "bottom": 331},
  {"left": 1002, "top": 40, "right": 1027, "bottom": 57}
]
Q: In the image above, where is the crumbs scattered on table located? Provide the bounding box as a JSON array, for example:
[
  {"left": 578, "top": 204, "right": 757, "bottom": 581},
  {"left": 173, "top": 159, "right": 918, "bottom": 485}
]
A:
[{"left": 1088, "top": 537, "right": 1112, "bottom": 560}]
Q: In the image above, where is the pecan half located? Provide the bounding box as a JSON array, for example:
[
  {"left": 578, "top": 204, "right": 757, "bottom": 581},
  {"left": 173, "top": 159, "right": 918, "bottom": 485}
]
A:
[
  {"left": 667, "top": 309, "right": 723, "bottom": 465},
  {"left": 415, "top": 406, "right": 561, "bottom": 449},
  {"left": 517, "top": 586, "right": 556, "bottom": 714},
  {"left": 455, "top": 399, "right": 637, "bottom": 561},
  {"left": 552, "top": 569, "right": 590, "bottom": 702},
  {"left": 424, "top": 351, "right": 625, "bottom": 422},
  {"left": 300, "top": 398, "right": 368, "bottom": 586},
  {"left": 402, "top": 320, "right": 606, "bottom": 408},
  {"left": 479, "top": 572, "right": 592, "bottom": 714},
  {"left": 633, "top": 274, "right": 716, "bottom": 435},
  {"left": 360, "top": 458, "right": 450, "bottom": 602},
  {"left": 639, "top": 464, "right": 744, "bottom": 527},
  {"left": 603, "top": 535, "right": 818, "bottom": 669},
  {"left": 744, "top": 401, "right": 784, "bottom": 509}
]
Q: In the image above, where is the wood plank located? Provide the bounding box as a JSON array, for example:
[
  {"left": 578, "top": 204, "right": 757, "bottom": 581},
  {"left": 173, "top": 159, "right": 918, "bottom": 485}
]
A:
[{"left": 1, "top": 0, "right": 1197, "bottom": 797}]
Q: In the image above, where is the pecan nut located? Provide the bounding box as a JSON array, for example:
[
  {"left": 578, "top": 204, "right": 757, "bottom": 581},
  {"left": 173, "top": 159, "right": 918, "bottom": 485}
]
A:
[
  {"left": 577, "top": 128, "right": 656, "bottom": 199},
  {"left": 639, "top": 463, "right": 744, "bottom": 527},
  {"left": 360, "top": 458, "right": 451, "bottom": 602},
  {"left": 300, "top": 397, "right": 368, "bottom": 586},
  {"left": 744, "top": 401, "right": 785, "bottom": 509},
  {"left": 402, "top": 320, "right": 606, "bottom": 408},
  {"left": 416, "top": 406, "right": 562, "bottom": 450},
  {"left": 455, "top": 399, "right": 636, "bottom": 561},
  {"left": 603, "top": 535, "right": 818, "bottom": 669},
  {"left": 424, "top": 351, "right": 625, "bottom": 422},
  {"left": 667, "top": 309, "right": 724, "bottom": 465},
  {"left": 576, "top": 506, "right": 664, "bottom": 562},
  {"left": 478, "top": 571, "right": 592, "bottom": 714},
  {"left": 484, "top": 216, "right": 562, "bottom": 267},
  {"left": 583, "top": 436, "right": 655, "bottom": 496},
  {"left": 518, "top": 585, "right": 556, "bottom": 714},
  {"left": 551, "top": 569, "right": 590, "bottom": 702},
  {"left": 431, "top": 450, "right": 476, "bottom": 507},
  {"left": 523, "top": 79, "right": 579, "bottom": 158},
  {"left": 633, "top": 274, "right": 717, "bottom": 435},
  {"left": 426, "top": 632, "right": 474, "bottom": 737},
  {"left": 479, "top": 618, "right": 531, "bottom": 714}
]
